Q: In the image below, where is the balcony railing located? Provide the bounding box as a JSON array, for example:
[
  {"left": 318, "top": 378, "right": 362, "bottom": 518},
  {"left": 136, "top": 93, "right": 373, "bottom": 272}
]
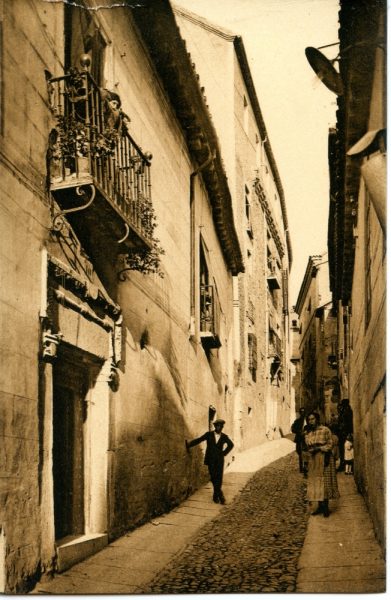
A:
[
  {"left": 48, "top": 69, "right": 153, "bottom": 249},
  {"left": 268, "top": 333, "right": 282, "bottom": 358},
  {"left": 200, "top": 284, "right": 221, "bottom": 349},
  {"left": 267, "top": 258, "right": 281, "bottom": 290}
]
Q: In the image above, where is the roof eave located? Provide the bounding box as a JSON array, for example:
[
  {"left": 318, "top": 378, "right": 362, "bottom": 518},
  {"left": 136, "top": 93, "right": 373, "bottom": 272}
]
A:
[
  {"left": 129, "top": 0, "right": 244, "bottom": 275},
  {"left": 332, "top": 0, "right": 383, "bottom": 303}
]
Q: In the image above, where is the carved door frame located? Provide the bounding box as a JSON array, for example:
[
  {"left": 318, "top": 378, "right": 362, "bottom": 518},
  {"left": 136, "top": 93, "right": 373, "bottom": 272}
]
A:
[{"left": 52, "top": 344, "right": 102, "bottom": 543}]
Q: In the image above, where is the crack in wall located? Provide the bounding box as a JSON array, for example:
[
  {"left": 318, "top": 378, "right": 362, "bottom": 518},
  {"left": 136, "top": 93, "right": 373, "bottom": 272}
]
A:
[{"left": 42, "top": 0, "right": 145, "bottom": 11}]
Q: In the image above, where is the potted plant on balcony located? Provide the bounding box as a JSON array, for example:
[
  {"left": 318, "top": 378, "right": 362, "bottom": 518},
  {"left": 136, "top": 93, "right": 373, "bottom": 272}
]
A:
[
  {"left": 50, "top": 114, "right": 91, "bottom": 182},
  {"left": 50, "top": 116, "right": 122, "bottom": 183}
]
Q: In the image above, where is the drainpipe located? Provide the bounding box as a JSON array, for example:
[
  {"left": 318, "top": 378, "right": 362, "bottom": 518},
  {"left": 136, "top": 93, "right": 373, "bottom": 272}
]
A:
[
  {"left": 189, "top": 150, "right": 216, "bottom": 335},
  {"left": 40, "top": 247, "right": 48, "bottom": 319}
]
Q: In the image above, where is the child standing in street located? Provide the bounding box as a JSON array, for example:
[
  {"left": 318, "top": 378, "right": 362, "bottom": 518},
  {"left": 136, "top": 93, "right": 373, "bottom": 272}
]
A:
[{"left": 344, "top": 434, "right": 354, "bottom": 474}]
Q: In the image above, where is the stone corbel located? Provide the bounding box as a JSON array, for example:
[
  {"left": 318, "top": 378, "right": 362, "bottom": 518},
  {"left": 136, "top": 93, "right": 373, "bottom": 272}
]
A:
[
  {"left": 42, "top": 330, "right": 63, "bottom": 361},
  {"left": 100, "top": 357, "right": 120, "bottom": 391},
  {"left": 108, "top": 362, "right": 120, "bottom": 392},
  {"left": 112, "top": 316, "right": 123, "bottom": 367}
]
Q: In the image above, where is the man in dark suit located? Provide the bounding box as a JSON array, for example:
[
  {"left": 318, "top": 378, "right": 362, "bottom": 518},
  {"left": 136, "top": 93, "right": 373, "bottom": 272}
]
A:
[{"left": 186, "top": 418, "right": 234, "bottom": 504}]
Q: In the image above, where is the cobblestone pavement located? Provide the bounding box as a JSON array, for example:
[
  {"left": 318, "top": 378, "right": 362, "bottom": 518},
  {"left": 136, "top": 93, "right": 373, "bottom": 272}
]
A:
[{"left": 143, "top": 453, "right": 309, "bottom": 593}]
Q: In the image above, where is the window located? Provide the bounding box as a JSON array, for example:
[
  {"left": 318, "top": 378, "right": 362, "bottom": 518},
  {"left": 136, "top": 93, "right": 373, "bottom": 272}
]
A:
[
  {"left": 65, "top": 2, "right": 106, "bottom": 84},
  {"left": 199, "top": 240, "right": 221, "bottom": 349},
  {"left": 267, "top": 249, "right": 281, "bottom": 297},
  {"left": 269, "top": 329, "right": 282, "bottom": 381},
  {"left": 248, "top": 333, "right": 257, "bottom": 382},
  {"left": 245, "top": 185, "right": 253, "bottom": 238},
  {"left": 200, "top": 242, "right": 210, "bottom": 330}
]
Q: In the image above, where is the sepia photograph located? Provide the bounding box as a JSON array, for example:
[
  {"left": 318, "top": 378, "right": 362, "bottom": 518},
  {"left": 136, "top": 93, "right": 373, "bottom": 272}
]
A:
[{"left": 0, "top": 0, "right": 386, "bottom": 594}]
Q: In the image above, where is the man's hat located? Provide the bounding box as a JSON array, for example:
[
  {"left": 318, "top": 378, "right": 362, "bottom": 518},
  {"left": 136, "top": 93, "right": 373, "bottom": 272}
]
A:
[{"left": 214, "top": 418, "right": 225, "bottom": 426}]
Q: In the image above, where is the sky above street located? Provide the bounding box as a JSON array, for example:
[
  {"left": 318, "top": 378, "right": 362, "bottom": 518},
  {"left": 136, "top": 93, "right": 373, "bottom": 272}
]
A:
[{"left": 175, "top": 0, "right": 339, "bottom": 305}]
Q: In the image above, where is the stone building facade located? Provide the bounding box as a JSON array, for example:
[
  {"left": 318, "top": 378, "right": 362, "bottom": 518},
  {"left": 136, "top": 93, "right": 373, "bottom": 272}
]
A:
[
  {"left": 327, "top": 0, "right": 386, "bottom": 553},
  {"left": 293, "top": 253, "right": 338, "bottom": 420},
  {"left": 174, "top": 6, "right": 294, "bottom": 449},
  {"left": 289, "top": 311, "right": 301, "bottom": 412},
  {"left": 0, "top": 0, "right": 249, "bottom": 591}
]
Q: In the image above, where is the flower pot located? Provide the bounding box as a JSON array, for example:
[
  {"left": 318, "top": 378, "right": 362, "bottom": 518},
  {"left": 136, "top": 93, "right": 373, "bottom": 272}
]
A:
[
  {"left": 50, "top": 158, "right": 63, "bottom": 184},
  {"left": 76, "top": 156, "right": 90, "bottom": 178}
]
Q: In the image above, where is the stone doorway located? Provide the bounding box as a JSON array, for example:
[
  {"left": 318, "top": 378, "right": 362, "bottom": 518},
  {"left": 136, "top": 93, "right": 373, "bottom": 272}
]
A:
[
  {"left": 52, "top": 357, "right": 89, "bottom": 541},
  {"left": 51, "top": 344, "right": 108, "bottom": 570}
]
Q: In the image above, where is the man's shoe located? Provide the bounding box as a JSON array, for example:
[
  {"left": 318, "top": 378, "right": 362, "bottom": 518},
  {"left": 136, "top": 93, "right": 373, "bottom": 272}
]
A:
[
  {"left": 219, "top": 497, "right": 226, "bottom": 505},
  {"left": 323, "top": 509, "right": 330, "bottom": 517},
  {"left": 213, "top": 495, "right": 219, "bottom": 503}
]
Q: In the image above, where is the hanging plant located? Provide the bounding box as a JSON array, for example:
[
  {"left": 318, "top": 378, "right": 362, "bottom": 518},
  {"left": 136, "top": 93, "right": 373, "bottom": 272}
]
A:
[
  {"left": 124, "top": 239, "right": 165, "bottom": 278},
  {"left": 120, "top": 192, "right": 164, "bottom": 277},
  {"left": 92, "top": 126, "right": 119, "bottom": 158},
  {"left": 137, "top": 191, "right": 156, "bottom": 238}
]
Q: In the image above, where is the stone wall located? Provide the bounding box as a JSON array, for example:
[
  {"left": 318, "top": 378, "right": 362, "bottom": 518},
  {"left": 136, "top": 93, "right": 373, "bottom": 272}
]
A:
[
  {"left": 0, "top": 0, "right": 63, "bottom": 590},
  {"left": 348, "top": 39, "right": 386, "bottom": 554},
  {"left": 350, "top": 182, "right": 386, "bottom": 552}
]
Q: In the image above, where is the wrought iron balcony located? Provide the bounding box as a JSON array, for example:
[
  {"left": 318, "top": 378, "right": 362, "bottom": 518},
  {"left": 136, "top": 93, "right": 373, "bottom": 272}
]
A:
[
  {"left": 200, "top": 284, "right": 221, "bottom": 349},
  {"left": 268, "top": 333, "right": 282, "bottom": 359},
  {"left": 47, "top": 68, "right": 153, "bottom": 261},
  {"left": 267, "top": 258, "right": 281, "bottom": 290}
]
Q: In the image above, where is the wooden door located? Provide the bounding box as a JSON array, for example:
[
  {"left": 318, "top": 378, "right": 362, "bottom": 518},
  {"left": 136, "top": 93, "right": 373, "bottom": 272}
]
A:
[{"left": 53, "top": 358, "right": 88, "bottom": 541}]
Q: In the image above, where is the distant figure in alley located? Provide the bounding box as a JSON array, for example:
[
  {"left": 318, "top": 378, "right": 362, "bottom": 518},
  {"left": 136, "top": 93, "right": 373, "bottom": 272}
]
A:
[
  {"left": 305, "top": 412, "right": 339, "bottom": 517},
  {"left": 344, "top": 434, "right": 354, "bottom": 475},
  {"left": 186, "top": 419, "right": 234, "bottom": 504},
  {"left": 291, "top": 407, "right": 308, "bottom": 475},
  {"left": 337, "top": 399, "right": 353, "bottom": 472}
]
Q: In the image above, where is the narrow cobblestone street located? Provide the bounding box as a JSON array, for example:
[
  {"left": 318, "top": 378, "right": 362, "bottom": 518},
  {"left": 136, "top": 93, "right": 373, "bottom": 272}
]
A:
[
  {"left": 32, "top": 441, "right": 385, "bottom": 594},
  {"left": 144, "top": 453, "right": 307, "bottom": 594}
]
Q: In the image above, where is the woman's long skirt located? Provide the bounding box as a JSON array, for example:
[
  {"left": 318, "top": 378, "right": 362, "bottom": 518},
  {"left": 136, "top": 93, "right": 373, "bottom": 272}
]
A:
[{"left": 307, "top": 452, "right": 339, "bottom": 501}]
